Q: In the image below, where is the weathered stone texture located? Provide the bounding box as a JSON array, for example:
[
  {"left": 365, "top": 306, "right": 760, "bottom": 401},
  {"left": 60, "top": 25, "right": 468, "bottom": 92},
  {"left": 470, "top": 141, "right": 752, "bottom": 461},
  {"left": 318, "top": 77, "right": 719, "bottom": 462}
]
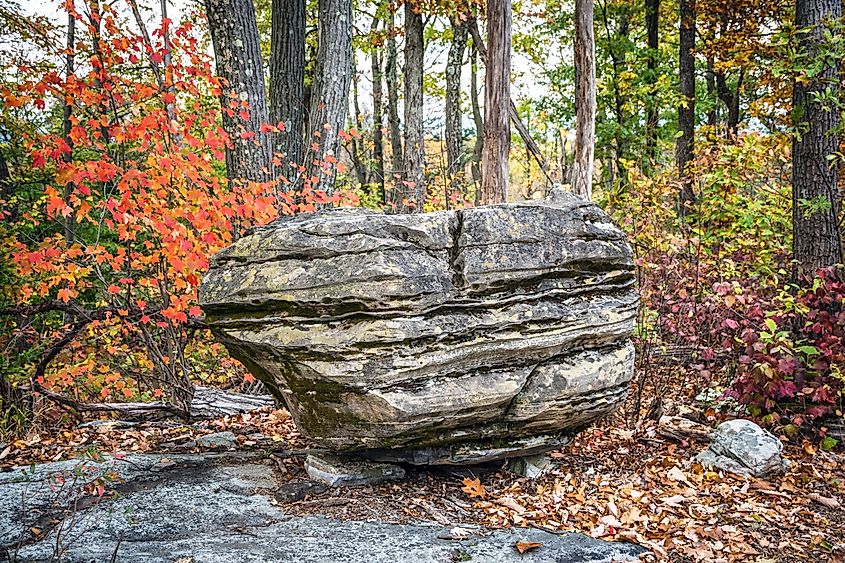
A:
[{"left": 200, "top": 191, "right": 638, "bottom": 463}]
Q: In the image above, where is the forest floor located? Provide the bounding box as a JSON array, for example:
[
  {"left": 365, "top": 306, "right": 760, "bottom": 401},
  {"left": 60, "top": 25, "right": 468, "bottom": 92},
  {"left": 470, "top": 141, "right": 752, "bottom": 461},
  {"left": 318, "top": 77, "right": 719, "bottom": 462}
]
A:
[{"left": 2, "top": 379, "right": 844, "bottom": 563}]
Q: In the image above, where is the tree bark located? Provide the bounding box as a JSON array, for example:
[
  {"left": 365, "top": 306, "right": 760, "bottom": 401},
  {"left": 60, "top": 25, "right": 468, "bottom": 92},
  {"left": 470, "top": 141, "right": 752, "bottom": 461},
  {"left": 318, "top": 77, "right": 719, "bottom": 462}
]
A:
[
  {"left": 446, "top": 15, "right": 469, "bottom": 190},
  {"left": 270, "top": 0, "right": 306, "bottom": 183},
  {"left": 677, "top": 0, "right": 695, "bottom": 212},
  {"left": 470, "top": 43, "right": 484, "bottom": 189},
  {"left": 385, "top": 17, "right": 403, "bottom": 191},
  {"left": 348, "top": 56, "right": 369, "bottom": 186},
  {"left": 792, "top": 0, "right": 843, "bottom": 274},
  {"left": 304, "top": 0, "right": 353, "bottom": 196},
  {"left": 205, "top": 0, "right": 273, "bottom": 184},
  {"left": 63, "top": 8, "right": 76, "bottom": 244},
  {"left": 715, "top": 68, "right": 742, "bottom": 138},
  {"left": 468, "top": 20, "right": 550, "bottom": 184},
  {"left": 479, "top": 0, "right": 511, "bottom": 205},
  {"left": 398, "top": 1, "right": 425, "bottom": 212},
  {"left": 598, "top": 1, "right": 628, "bottom": 185},
  {"left": 645, "top": 0, "right": 660, "bottom": 163},
  {"left": 371, "top": 15, "right": 386, "bottom": 201},
  {"left": 572, "top": 0, "right": 596, "bottom": 201}
]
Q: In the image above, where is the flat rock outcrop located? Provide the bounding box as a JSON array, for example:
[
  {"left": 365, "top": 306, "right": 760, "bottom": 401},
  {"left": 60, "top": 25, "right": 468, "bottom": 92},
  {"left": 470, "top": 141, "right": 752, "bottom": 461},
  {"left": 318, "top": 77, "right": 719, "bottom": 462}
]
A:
[{"left": 199, "top": 190, "right": 638, "bottom": 463}]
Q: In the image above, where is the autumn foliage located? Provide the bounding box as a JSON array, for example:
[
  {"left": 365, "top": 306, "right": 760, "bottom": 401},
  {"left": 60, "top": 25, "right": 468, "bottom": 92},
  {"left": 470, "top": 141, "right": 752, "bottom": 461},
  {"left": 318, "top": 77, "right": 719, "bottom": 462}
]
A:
[{"left": 0, "top": 1, "right": 303, "bottom": 414}]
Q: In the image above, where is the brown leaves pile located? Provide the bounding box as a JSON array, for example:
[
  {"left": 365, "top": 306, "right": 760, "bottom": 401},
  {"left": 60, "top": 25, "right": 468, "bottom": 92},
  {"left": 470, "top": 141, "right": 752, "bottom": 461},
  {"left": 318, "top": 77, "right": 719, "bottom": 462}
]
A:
[
  {"left": 458, "top": 426, "right": 845, "bottom": 562},
  {"left": 0, "top": 408, "right": 300, "bottom": 468}
]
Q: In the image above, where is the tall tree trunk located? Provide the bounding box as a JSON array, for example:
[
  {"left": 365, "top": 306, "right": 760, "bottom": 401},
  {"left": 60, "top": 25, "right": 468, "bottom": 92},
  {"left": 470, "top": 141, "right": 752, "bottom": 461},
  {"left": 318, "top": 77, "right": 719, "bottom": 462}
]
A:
[
  {"left": 469, "top": 19, "right": 550, "bottom": 183},
  {"left": 399, "top": 2, "right": 425, "bottom": 212},
  {"left": 470, "top": 43, "right": 484, "bottom": 190},
  {"left": 63, "top": 8, "right": 76, "bottom": 244},
  {"left": 270, "top": 0, "right": 306, "bottom": 183},
  {"left": 371, "top": 16, "right": 386, "bottom": 201},
  {"left": 479, "top": 0, "right": 511, "bottom": 204},
  {"left": 159, "top": 0, "right": 178, "bottom": 141},
  {"left": 705, "top": 55, "right": 719, "bottom": 126},
  {"left": 385, "top": 16, "right": 403, "bottom": 196},
  {"left": 446, "top": 15, "right": 469, "bottom": 190},
  {"left": 645, "top": 0, "right": 660, "bottom": 163},
  {"left": 572, "top": 0, "right": 596, "bottom": 201},
  {"left": 598, "top": 3, "right": 628, "bottom": 185},
  {"left": 305, "top": 0, "right": 353, "bottom": 196},
  {"left": 792, "top": 0, "right": 843, "bottom": 274},
  {"left": 89, "top": 1, "right": 111, "bottom": 146},
  {"left": 348, "top": 56, "right": 369, "bottom": 186},
  {"left": 677, "top": 0, "right": 695, "bottom": 212},
  {"left": 205, "top": 0, "right": 273, "bottom": 184},
  {"left": 715, "top": 68, "right": 742, "bottom": 138}
]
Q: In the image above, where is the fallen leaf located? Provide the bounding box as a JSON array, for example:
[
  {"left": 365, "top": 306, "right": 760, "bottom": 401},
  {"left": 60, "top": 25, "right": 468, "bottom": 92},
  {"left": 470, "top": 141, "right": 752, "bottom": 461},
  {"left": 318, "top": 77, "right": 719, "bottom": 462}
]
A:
[
  {"left": 660, "top": 494, "right": 688, "bottom": 508},
  {"left": 514, "top": 541, "right": 542, "bottom": 554},
  {"left": 461, "top": 477, "right": 487, "bottom": 499},
  {"left": 807, "top": 492, "right": 841, "bottom": 509},
  {"left": 496, "top": 497, "right": 526, "bottom": 514}
]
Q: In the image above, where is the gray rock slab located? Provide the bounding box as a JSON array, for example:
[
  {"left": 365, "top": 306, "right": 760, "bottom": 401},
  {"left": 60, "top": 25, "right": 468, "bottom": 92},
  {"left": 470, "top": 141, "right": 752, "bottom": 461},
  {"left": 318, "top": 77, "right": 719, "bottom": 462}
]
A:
[{"left": 3, "top": 454, "right": 646, "bottom": 563}]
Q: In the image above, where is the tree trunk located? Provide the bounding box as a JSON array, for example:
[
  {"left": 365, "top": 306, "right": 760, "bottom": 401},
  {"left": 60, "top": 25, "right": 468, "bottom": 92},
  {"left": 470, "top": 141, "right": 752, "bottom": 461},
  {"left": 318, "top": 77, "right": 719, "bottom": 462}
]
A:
[
  {"left": 63, "top": 9, "right": 76, "bottom": 244},
  {"left": 304, "top": 0, "right": 353, "bottom": 196},
  {"left": 572, "top": 0, "right": 596, "bottom": 201},
  {"left": 205, "top": 0, "right": 273, "bottom": 184},
  {"left": 470, "top": 43, "right": 484, "bottom": 190},
  {"left": 398, "top": 2, "right": 425, "bottom": 212},
  {"left": 677, "top": 0, "right": 695, "bottom": 212},
  {"left": 792, "top": 0, "right": 843, "bottom": 275},
  {"left": 598, "top": 3, "right": 628, "bottom": 186},
  {"left": 446, "top": 15, "right": 469, "bottom": 191},
  {"left": 371, "top": 16, "right": 386, "bottom": 201},
  {"left": 715, "top": 68, "right": 742, "bottom": 138},
  {"left": 645, "top": 0, "right": 660, "bottom": 163},
  {"left": 270, "top": 0, "right": 306, "bottom": 183},
  {"left": 479, "top": 0, "right": 511, "bottom": 205},
  {"left": 385, "top": 16, "right": 403, "bottom": 197},
  {"left": 468, "top": 19, "right": 550, "bottom": 185},
  {"left": 348, "top": 56, "right": 369, "bottom": 186},
  {"left": 705, "top": 55, "right": 719, "bottom": 126},
  {"left": 159, "top": 0, "right": 178, "bottom": 142}
]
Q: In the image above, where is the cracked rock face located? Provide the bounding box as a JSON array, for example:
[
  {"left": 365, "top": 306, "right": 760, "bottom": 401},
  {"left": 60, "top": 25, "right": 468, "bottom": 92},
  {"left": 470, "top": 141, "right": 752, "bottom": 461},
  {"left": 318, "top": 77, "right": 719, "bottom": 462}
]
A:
[{"left": 199, "top": 192, "right": 638, "bottom": 463}]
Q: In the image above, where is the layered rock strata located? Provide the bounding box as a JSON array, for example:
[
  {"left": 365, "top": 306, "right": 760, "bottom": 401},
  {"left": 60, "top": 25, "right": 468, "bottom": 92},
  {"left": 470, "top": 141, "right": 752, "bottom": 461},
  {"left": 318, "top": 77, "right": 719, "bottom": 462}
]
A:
[{"left": 200, "top": 191, "right": 638, "bottom": 463}]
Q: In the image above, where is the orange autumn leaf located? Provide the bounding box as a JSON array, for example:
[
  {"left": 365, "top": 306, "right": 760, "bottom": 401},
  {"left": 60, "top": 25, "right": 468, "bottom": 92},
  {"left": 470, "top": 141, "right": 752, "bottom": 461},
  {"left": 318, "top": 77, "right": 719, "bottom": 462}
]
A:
[
  {"left": 514, "top": 541, "right": 542, "bottom": 555},
  {"left": 461, "top": 477, "right": 487, "bottom": 499}
]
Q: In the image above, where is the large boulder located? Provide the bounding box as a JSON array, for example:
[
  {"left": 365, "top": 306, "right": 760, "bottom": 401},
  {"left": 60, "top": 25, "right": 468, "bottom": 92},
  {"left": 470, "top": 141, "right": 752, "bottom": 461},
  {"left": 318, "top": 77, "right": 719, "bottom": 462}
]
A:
[{"left": 199, "top": 191, "right": 638, "bottom": 464}]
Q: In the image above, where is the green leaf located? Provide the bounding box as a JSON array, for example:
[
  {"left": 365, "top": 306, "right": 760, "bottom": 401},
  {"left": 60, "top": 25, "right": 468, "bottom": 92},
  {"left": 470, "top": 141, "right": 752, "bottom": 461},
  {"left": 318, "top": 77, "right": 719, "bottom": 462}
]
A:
[
  {"left": 797, "top": 345, "right": 819, "bottom": 356},
  {"left": 764, "top": 318, "right": 777, "bottom": 332},
  {"left": 821, "top": 436, "right": 838, "bottom": 451}
]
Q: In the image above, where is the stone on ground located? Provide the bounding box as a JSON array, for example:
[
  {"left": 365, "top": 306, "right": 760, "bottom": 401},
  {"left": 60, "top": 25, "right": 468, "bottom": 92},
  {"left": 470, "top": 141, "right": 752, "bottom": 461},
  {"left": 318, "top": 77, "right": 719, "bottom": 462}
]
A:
[
  {"left": 305, "top": 452, "right": 406, "bottom": 487},
  {"left": 695, "top": 419, "right": 789, "bottom": 477},
  {"left": 1, "top": 453, "right": 646, "bottom": 562},
  {"left": 194, "top": 431, "right": 238, "bottom": 449},
  {"left": 199, "top": 190, "right": 638, "bottom": 463}
]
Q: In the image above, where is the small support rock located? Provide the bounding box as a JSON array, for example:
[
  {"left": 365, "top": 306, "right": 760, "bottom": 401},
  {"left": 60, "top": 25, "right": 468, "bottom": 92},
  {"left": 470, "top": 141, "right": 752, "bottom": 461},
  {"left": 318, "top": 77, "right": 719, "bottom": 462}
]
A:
[
  {"left": 305, "top": 453, "right": 406, "bottom": 487},
  {"left": 502, "top": 454, "right": 552, "bottom": 479}
]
